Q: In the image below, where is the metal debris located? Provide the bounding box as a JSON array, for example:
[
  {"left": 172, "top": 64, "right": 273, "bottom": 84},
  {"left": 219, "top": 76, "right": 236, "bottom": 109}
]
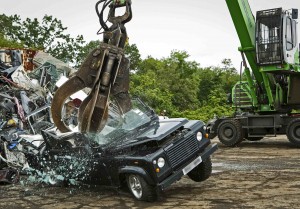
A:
[
  {"left": 0, "top": 167, "right": 20, "bottom": 184},
  {"left": 0, "top": 48, "right": 79, "bottom": 185}
]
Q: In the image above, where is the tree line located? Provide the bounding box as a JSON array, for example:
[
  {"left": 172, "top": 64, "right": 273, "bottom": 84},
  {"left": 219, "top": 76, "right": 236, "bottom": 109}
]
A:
[{"left": 0, "top": 14, "right": 240, "bottom": 122}]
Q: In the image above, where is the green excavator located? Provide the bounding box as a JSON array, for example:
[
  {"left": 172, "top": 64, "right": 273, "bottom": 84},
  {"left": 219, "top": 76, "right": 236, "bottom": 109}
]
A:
[{"left": 207, "top": 0, "right": 300, "bottom": 146}]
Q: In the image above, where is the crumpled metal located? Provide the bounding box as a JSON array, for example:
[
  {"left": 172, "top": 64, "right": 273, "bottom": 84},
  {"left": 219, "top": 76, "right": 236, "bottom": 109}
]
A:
[{"left": 0, "top": 168, "right": 20, "bottom": 184}]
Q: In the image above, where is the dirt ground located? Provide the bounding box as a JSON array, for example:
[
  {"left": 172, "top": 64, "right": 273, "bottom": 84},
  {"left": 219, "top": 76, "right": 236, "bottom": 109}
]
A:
[{"left": 1, "top": 135, "right": 299, "bottom": 209}]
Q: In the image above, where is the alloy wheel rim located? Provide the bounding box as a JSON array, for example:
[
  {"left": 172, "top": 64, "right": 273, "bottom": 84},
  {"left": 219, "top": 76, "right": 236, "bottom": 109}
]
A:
[{"left": 129, "top": 175, "right": 142, "bottom": 199}]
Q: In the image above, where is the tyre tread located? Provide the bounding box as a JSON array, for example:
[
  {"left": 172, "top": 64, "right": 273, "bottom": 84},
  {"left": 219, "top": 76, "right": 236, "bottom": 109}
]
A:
[{"left": 217, "top": 119, "right": 243, "bottom": 147}]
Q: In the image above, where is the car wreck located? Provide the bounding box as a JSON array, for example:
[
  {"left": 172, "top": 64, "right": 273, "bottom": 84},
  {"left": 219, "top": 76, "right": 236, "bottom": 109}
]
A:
[{"left": 27, "top": 98, "right": 217, "bottom": 201}]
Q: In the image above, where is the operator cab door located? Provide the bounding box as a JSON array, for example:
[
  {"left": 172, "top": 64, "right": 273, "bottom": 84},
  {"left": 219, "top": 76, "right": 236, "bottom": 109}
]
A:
[
  {"left": 256, "top": 8, "right": 283, "bottom": 65},
  {"left": 283, "top": 14, "right": 298, "bottom": 64}
]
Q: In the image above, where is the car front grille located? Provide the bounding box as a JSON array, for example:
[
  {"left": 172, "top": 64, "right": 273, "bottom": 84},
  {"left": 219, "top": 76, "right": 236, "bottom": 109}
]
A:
[{"left": 165, "top": 134, "right": 198, "bottom": 169}]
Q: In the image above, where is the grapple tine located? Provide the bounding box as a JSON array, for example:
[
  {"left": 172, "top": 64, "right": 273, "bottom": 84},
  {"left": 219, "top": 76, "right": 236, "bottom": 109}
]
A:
[
  {"left": 51, "top": 76, "right": 85, "bottom": 133},
  {"left": 89, "top": 101, "right": 109, "bottom": 133},
  {"left": 78, "top": 82, "right": 110, "bottom": 133},
  {"left": 89, "top": 85, "right": 110, "bottom": 132},
  {"left": 77, "top": 93, "right": 92, "bottom": 131},
  {"left": 78, "top": 84, "right": 100, "bottom": 132}
]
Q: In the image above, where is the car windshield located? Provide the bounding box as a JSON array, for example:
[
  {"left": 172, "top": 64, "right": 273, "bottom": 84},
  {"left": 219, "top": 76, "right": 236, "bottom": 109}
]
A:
[{"left": 87, "top": 98, "right": 156, "bottom": 145}]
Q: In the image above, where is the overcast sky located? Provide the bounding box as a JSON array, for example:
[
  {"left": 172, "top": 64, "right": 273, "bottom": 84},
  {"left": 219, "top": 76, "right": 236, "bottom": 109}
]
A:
[{"left": 1, "top": 0, "right": 299, "bottom": 69}]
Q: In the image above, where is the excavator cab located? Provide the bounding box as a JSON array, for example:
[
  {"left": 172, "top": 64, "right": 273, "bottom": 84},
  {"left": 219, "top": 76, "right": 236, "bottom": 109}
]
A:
[{"left": 256, "top": 8, "right": 299, "bottom": 66}]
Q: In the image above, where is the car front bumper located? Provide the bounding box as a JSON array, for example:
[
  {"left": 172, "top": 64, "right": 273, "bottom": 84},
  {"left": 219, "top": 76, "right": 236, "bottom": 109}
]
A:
[{"left": 157, "top": 143, "right": 218, "bottom": 191}]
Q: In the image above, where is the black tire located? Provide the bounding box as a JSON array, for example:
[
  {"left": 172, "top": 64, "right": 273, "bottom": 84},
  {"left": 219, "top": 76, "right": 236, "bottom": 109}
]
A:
[
  {"left": 126, "top": 174, "right": 158, "bottom": 202},
  {"left": 286, "top": 118, "right": 300, "bottom": 147},
  {"left": 188, "top": 157, "right": 212, "bottom": 182},
  {"left": 217, "top": 119, "right": 243, "bottom": 147},
  {"left": 245, "top": 136, "right": 264, "bottom": 141}
]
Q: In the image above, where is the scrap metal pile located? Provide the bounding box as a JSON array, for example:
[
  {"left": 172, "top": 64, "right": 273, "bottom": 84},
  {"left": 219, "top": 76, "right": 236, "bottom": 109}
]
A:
[{"left": 0, "top": 49, "right": 77, "bottom": 184}]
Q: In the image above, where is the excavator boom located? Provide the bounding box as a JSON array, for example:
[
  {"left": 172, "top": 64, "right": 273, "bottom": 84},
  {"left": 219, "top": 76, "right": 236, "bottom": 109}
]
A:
[{"left": 225, "top": 0, "right": 263, "bottom": 85}]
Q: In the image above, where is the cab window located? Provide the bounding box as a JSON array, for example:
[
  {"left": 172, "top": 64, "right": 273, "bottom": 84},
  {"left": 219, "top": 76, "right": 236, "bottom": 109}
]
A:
[
  {"left": 286, "top": 18, "right": 293, "bottom": 51},
  {"left": 292, "top": 19, "right": 297, "bottom": 46}
]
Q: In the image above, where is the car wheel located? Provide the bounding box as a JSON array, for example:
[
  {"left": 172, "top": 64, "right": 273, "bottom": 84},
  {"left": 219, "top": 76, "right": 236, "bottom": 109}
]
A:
[
  {"left": 188, "top": 157, "right": 212, "bottom": 182},
  {"left": 217, "top": 119, "right": 243, "bottom": 147},
  {"left": 286, "top": 118, "right": 300, "bottom": 147},
  {"left": 126, "top": 174, "right": 157, "bottom": 202}
]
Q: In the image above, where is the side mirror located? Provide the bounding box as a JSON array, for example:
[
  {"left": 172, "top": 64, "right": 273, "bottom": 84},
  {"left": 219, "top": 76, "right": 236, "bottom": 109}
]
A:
[{"left": 292, "top": 9, "right": 298, "bottom": 19}]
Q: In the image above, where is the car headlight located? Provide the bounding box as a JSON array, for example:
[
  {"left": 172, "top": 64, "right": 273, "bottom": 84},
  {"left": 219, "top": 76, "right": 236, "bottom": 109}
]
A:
[
  {"left": 157, "top": 157, "right": 165, "bottom": 168},
  {"left": 197, "top": 132, "right": 203, "bottom": 141}
]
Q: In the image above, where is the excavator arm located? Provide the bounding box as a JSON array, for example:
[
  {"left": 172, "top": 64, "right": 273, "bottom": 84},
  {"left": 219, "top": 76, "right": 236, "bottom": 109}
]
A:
[{"left": 225, "top": 0, "right": 263, "bottom": 84}]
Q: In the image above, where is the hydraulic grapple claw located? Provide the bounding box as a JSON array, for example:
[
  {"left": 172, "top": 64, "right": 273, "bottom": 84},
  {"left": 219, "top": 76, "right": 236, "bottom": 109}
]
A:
[
  {"left": 51, "top": 48, "right": 109, "bottom": 133},
  {"left": 51, "top": 0, "right": 132, "bottom": 133}
]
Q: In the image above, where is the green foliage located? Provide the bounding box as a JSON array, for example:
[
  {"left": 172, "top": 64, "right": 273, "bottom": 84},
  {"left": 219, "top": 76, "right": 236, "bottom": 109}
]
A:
[
  {"left": 0, "top": 33, "right": 24, "bottom": 48},
  {"left": 74, "top": 40, "right": 101, "bottom": 68},
  {"left": 125, "top": 44, "right": 142, "bottom": 72},
  {"left": 172, "top": 88, "right": 235, "bottom": 121},
  {"left": 130, "top": 51, "right": 201, "bottom": 115},
  {"left": 0, "top": 14, "right": 85, "bottom": 65},
  {"left": 198, "top": 67, "right": 222, "bottom": 105},
  {"left": 0, "top": 14, "right": 21, "bottom": 42},
  {"left": 130, "top": 57, "right": 175, "bottom": 114},
  {"left": 130, "top": 49, "right": 239, "bottom": 121}
]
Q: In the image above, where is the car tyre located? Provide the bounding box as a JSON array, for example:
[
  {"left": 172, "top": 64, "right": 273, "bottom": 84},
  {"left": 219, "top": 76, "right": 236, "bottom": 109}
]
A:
[
  {"left": 217, "top": 119, "right": 243, "bottom": 147},
  {"left": 286, "top": 118, "right": 300, "bottom": 147},
  {"left": 188, "top": 157, "right": 212, "bottom": 182},
  {"left": 126, "top": 174, "right": 157, "bottom": 202}
]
